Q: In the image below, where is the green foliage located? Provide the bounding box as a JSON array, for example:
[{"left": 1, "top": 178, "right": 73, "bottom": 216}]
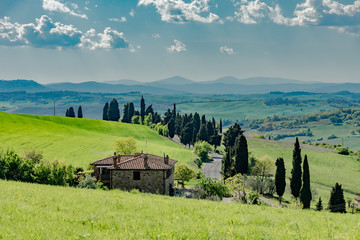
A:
[
  {"left": 275, "top": 157, "right": 286, "bottom": 202},
  {"left": 140, "top": 95, "right": 145, "bottom": 121},
  {"left": 234, "top": 135, "right": 248, "bottom": 175},
  {"left": 114, "top": 137, "right": 138, "bottom": 155},
  {"left": 223, "top": 123, "right": 244, "bottom": 151},
  {"left": 290, "top": 137, "right": 302, "bottom": 200},
  {"left": 143, "top": 113, "right": 153, "bottom": 126},
  {"left": 221, "top": 149, "right": 233, "bottom": 179},
  {"left": 193, "top": 141, "right": 212, "bottom": 164},
  {"left": 131, "top": 115, "right": 141, "bottom": 124},
  {"left": 68, "top": 107, "right": 75, "bottom": 118},
  {"left": 77, "top": 174, "right": 97, "bottom": 189},
  {"left": 77, "top": 106, "right": 83, "bottom": 118},
  {"left": 251, "top": 155, "right": 274, "bottom": 181},
  {"left": 168, "top": 118, "right": 175, "bottom": 138},
  {"left": 102, "top": 102, "right": 109, "bottom": 120},
  {"left": 247, "top": 191, "right": 260, "bottom": 205},
  {"left": 224, "top": 173, "right": 243, "bottom": 197},
  {"left": 24, "top": 149, "right": 43, "bottom": 164},
  {"left": 197, "top": 124, "right": 209, "bottom": 142},
  {"left": 154, "top": 123, "right": 168, "bottom": 137},
  {"left": 316, "top": 197, "right": 323, "bottom": 211},
  {"left": 328, "top": 183, "right": 346, "bottom": 213},
  {"left": 300, "top": 155, "right": 312, "bottom": 209},
  {"left": 108, "top": 98, "right": 120, "bottom": 122},
  {"left": 174, "top": 163, "right": 196, "bottom": 183},
  {"left": 197, "top": 176, "right": 230, "bottom": 200},
  {"left": 336, "top": 146, "right": 349, "bottom": 155}
]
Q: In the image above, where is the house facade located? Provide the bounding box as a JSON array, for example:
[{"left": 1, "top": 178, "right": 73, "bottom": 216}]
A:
[{"left": 91, "top": 153, "right": 176, "bottom": 195}]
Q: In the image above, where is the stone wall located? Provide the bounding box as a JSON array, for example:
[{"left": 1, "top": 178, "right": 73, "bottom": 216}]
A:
[{"left": 111, "top": 170, "right": 166, "bottom": 194}]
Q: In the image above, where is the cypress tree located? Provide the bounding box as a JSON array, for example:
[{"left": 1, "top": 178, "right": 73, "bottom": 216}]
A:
[
  {"left": 316, "top": 197, "right": 323, "bottom": 211},
  {"left": 212, "top": 117, "right": 216, "bottom": 129},
  {"left": 175, "top": 113, "right": 182, "bottom": 135},
  {"left": 197, "top": 124, "right": 209, "bottom": 142},
  {"left": 328, "top": 183, "right": 346, "bottom": 213},
  {"left": 219, "top": 119, "right": 223, "bottom": 134},
  {"left": 68, "top": 107, "right": 75, "bottom": 117},
  {"left": 145, "top": 104, "right": 154, "bottom": 116},
  {"left": 129, "top": 102, "right": 135, "bottom": 121},
  {"left": 300, "top": 155, "right": 312, "bottom": 209},
  {"left": 163, "top": 109, "right": 172, "bottom": 125},
  {"left": 201, "top": 115, "right": 206, "bottom": 125},
  {"left": 65, "top": 109, "right": 69, "bottom": 117},
  {"left": 275, "top": 157, "right": 286, "bottom": 204},
  {"left": 77, "top": 106, "right": 83, "bottom": 118},
  {"left": 140, "top": 96, "right": 145, "bottom": 122},
  {"left": 172, "top": 103, "right": 176, "bottom": 119},
  {"left": 192, "top": 112, "right": 201, "bottom": 143},
  {"left": 108, "top": 98, "right": 120, "bottom": 122},
  {"left": 234, "top": 135, "right": 248, "bottom": 175},
  {"left": 168, "top": 118, "right": 175, "bottom": 138},
  {"left": 290, "top": 137, "right": 302, "bottom": 200},
  {"left": 103, "top": 102, "right": 109, "bottom": 120},
  {"left": 223, "top": 123, "right": 244, "bottom": 152},
  {"left": 210, "top": 130, "right": 222, "bottom": 150},
  {"left": 221, "top": 149, "right": 232, "bottom": 179},
  {"left": 207, "top": 120, "right": 215, "bottom": 143},
  {"left": 180, "top": 122, "right": 192, "bottom": 148},
  {"left": 121, "top": 103, "right": 129, "bottom": 123}
]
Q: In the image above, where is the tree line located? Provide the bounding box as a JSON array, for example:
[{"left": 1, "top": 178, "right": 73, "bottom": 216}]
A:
[{"left": 65, "top": 106, "right": 83, "bottom": 118}]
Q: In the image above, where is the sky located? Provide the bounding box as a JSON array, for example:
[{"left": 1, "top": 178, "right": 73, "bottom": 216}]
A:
[{"left": 0, "top": 0, "right": 359, "bottom": 84}]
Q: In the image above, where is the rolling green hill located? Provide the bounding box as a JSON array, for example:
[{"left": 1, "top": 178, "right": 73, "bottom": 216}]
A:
[
  {"left": 0, "top": 112, "right": 193, "bottom": 167},
  {"left": 0, "top": 180, "right": 359, "bottom": 239}
]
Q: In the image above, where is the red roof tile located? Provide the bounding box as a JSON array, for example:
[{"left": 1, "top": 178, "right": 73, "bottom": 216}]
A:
[{"left": 355, "top": 196, "right": 360, "bottom": 201}]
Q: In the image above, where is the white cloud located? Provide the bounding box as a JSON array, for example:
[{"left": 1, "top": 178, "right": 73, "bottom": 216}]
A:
[
  {"left": 109, "top": 17, "right": 127, "bottom": 22},
  {"left": 152, "top": 33, "right": 160, "bottom": 38},
  {"left": 130, "top": 9, "right": 135, "bottom": 17},
  {"left": 129, "top": 44, "right": 141, "bottom": 52},
  {"left": 323, "top": 0, "right": 360, "bottom": 16},
  {"left": 167, "top": 40, "right": 186, "bottom": 52},
  {"left": 220, "top": 46, "right": 235, "bottom": 55},
  {"left": 234, "top": 0, "right": 320, "bottom": 26},
  {"left": 42, "top": 0, "right": 88, "bottom": 19},
  {"left": 0, "top": 15, "right": 129, "bottom": 50},
  {"left": 138, "top": 0, "right": 220, "bottom": 23}
]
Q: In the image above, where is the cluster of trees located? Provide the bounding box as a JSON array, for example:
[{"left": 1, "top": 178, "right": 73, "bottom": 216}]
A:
[
  {"left": 103, "top": 99, "right": 120, "bottom": 121},
  {"left": 65, "top": 106, "right": 83, "bottom": 118},
  {"left": 0, "top": 149, "right": 80, "bottom": 186}
]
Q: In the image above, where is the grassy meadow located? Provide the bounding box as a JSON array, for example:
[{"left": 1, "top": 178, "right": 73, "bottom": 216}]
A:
[
  {"left": 0, "top": 180, "right": 359, "bottom": 240},
  {"left": 0, "top": 112, "right": 193, "bottom": 167},
  {"left": 247, "top": 138, "right": 360, "bottom": 203}
]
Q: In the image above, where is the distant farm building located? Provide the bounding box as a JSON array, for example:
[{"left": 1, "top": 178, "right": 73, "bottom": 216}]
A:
[{"left": 91, "top": 153, "right": 177, "bottom": 195}]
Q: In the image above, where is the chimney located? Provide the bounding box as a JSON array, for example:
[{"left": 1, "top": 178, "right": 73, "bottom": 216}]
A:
[
  {"left": 117, "top": 154, "right": 121, "bottom": 164},
  {"left": 113, "top": 152, "right": 117, "bottom": 166},
  {"left": 165, "top": 155, "right": 169, "bottom": 164},
  {"left": 144, "top": 154, "right": 148, "bottom": 166}
]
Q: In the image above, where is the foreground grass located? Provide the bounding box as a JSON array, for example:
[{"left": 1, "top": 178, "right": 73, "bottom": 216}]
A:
[
  {"left": 0, "top": 112, "right": 193, "bottom": 167},
  {"left": 0, "top": 180, "right": 359, "bottom": 239}
]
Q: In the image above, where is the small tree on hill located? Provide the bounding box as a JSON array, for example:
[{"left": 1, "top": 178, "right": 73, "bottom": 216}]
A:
[
  {"left": 300, "top": 155, "right": 312, "bottom": 209},
  {"left": 68, "top": 107, "right": 75, "bottom": 117},
  {"left": 140, "top": 96, "right": 145, "bottom": 122},
  {"left": 328, "top": 183, "right": 346, "bottom": 213},
  {"left": 108, "top": 98, "right": 120, "bottom": 122},
  {"left": 275, "top": 157, "right": 286, "bottom": 204},
  {"left": 234, "top": 135, "right": 248, "bottom": 175},
  {"left": 103, "top": 102, "right": 109, "bottom": 120},
  {"left": 65, "top": 109, "right": 69, "bottom": 117},
  {"left": 290, "top": 137, "right": 302, "bottom": 201},
  {"left": 129, "top": 102, "right": 135, "bottom": 121},
  {"left": 174, "top": 163, "right": 196, "bottom": 187},
  {"left": 77, "top": 106, "right": 83, "bottom": 118},
  {"left": 122, "top": 103, "right": 129, "bottom": 123},
  {"left": 114, "top": 137, "right": 138, "bottom": 155},
  {"left": 316, "top": 197, "right": 323, "bottom": 211}
]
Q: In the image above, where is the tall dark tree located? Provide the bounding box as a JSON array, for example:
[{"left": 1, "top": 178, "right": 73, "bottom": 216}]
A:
[
  {"left": 121, "top": 103, "right": 129, "bottom": 123},
  {"left": 300, "top": 155, "right": 312, "bottom": 209},
  {"left": 163, "top": 109, "right": 172, "bottom": 125},
  {"left": 212, "top": 117, "right": 216, "bottom": 130},
  {"left": 129, "top": 102, "right": 135, "bottom": 121},
  {"left": 275, "top": 157, "right": 286, "bottom": 204},
  {"left": 140, "top": 96, "right": 145, "bottom": 122},
  {"left": 210, "top": 130, "right": 222, "bottom": 150},
  {"left": 180, "top": 122, "right": 193, "bottom": 148},
  {"left": 234, "top": 135, "right": 248, "bottom": 175},
  {"left": 77, "top": 106, "right": 83, "bottom": 118},
  {"left": 316, "top": 197, "right": 323, "bottom": 211},
  {"left": 68, "top": 107, "right": 75, "bottom": 118},
  {"left": 145, "top": 104, "right": 154, "bottom": 116},
  {"left": 172, "top": 103, "right": 176, "bottom": 120},
  {"left": 103, "top": 102, "right": 109, "bottom": 120},
  {"left": 108, "top": 98, "right": 120, "bottom": 122},
  {"left": 221, "top": 149, "right": 233, "bottom": 179},
  {"left": 290, "top": 137, "right": 302, "bottom": 200},
  {"left": 153, "top": 111, "right": 161, "bottom": 123},
  {"left": 223, "top": 123, "right": 244, "bottom": 152},
  {"left": 197, "top": 124, "right": 209, "bottom": 142},
  {"left": 65, "top": 109, "right": 69, "bottom": 117},
  {"left": 175, "top": 113, "right": 182, "bottom": 135},
  {"left": 192, "top": 112, "right": 201, "bottom": 143},
  {"left": 207, "top": 120, "right": 215, "bottom": 143},
  {"left": 219, "top": 119, "right": 223, "bottom": 134},
  {"left": 168, "top": 118, "right": 175, "bottom": 138},
  {"left": 328, "top": 183, "right": 346, "bottom": 213},
  {"left": 201, "top": 115, "right": 206, "bottom": 125}
]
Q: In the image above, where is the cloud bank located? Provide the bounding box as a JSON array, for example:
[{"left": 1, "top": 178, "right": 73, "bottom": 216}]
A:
[{"left": 167, "top": 40, "right": 186, "bottom": 52}]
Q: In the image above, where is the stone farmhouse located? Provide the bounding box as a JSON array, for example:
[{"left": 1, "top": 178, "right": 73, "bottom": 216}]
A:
[{"left": 91, "top": 153, "right": 177, "bottom": 195}]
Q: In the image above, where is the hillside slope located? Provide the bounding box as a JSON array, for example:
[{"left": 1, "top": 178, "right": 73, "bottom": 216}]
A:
[
  {"left": 0, "top": 180, "right": 359, "bottom": 239},
  {"left": 0, "top": 113, "right": 193, "bottom": 167}
]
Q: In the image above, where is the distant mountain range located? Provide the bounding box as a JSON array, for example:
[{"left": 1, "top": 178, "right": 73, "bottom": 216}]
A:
[{"left": 1, "top": 77, "right": 360, "bottom": 94}]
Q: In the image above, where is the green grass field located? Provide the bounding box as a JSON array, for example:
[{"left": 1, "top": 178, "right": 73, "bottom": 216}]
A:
[
  {"left": 0, "top": 180, "right": 359, "bottom": 239},
  {"left": 248, "top": 138, "right": 360, "bottom": 203},
  {"left": 0, "top": 112, "right": 193, "bottom": 167}
]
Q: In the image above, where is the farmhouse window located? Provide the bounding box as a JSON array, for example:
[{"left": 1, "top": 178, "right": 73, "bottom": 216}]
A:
[{"left": 133, "top": 171, "right": 140, "bottom": 180}]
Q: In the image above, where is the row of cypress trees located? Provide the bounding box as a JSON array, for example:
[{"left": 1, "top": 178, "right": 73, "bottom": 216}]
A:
[{"left": 65, "top": 106, "right": 82, "bottom": 118}]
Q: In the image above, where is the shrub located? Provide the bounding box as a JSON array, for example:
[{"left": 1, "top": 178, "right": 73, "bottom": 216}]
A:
[
  {"left": 197, "top": 176, "right": 230, "bottom": 200},
  {"left": 336, "top": 146, "right": 350, "bottom": 155},
  {"left": 131, "top": 115, "right": 141, "bottom": 124},
  {"left": 193, "top": 141, "right": 213, "bottom": 164},
  {"left": 327, "top": 134, "right": 337, "bottom": 140},
  {"left": 247, "top": 191, "right": 260, "bottom": 204},
  {"left": 114, "top": 137, "right": 138, "bottom": 155},
  {"left": 77, "top": 174, "right": 97, "bottom": 189},
  {"left": 174, "top": 163, "right": 196, "bottom": 185}
]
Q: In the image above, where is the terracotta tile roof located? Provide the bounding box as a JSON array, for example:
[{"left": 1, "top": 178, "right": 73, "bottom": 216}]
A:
[
  {"left": 355, "top": 196, "right": 360, "bottom": 201},
  {"left": 92, "top": 153, "right": 177, "bottom": 170}
]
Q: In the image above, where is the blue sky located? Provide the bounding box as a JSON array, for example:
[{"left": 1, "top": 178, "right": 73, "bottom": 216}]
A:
[{"left": 0, "top": 0, "right": 359, "bottom": 83}]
